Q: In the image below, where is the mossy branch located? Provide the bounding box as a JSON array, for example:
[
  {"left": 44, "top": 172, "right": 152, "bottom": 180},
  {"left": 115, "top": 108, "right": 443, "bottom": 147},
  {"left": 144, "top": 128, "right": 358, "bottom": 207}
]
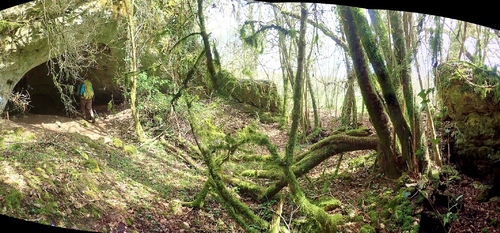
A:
[
  {"left": 186, "top": 102, "right": 269, "bottom": 230},
  {"left": 171, "top": 48, "right": 206, "bottom": 107},
  {"left": 265, "top": 3, "right": 348, "bottom": 52},
  {"left": 184, "top": 180, "right": 210, "bottom": 208},
  {"left": 259, "top": 135, "right": 378, "bottom": 202}
]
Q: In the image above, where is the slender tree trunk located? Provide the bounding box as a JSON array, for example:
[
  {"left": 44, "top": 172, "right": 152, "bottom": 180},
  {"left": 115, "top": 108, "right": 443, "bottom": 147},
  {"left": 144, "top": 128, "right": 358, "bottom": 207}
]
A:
[
  {"left": 409, "top": 13, "right": 440, "bottom": 169},
  {"left": 124, "top": 0, "right": 145, "bottom": 142},
  {"left": 197, "top": 0, "right": 218, "bottom": 91},
  {"left": 339, "top": 27, "right": 357, "bottom": 128},
  {"left": 458, "top": 22, "right": 467, "bottom": 60},
  {"left": 368, "top": 10, "right": 395, "bottom": 75},
  {"left": 283, "top": 4, "right": 338, "bottom": 231},
  {"left": 274, "top": 8, "right": 293, "bottom": 128},
  {"left": 280, "top": 63, "right": 289, "bottom": 128},
  {"left": 302, "top": 78, "right": 310, "bottom": 133},
  {"left": 339, "top": 6, "right": 400, "bottom": 178},
  {"left": 333, "top": 81, "right": 340, "bottom": 117},
  {"left": 481, "top": 26, "right": 490, "bottom": 65},
  {"left": 305, "top": 26, "right": 320, "bottom": 133},
  {"left": 340, "top": 70, "right": 356, "bottom": 128},
  {"left": 389, "top": 10, "right": 419, "bottom": 173},
  {"left": 307, "top": 73, "right": 320, "bottom": 132}
]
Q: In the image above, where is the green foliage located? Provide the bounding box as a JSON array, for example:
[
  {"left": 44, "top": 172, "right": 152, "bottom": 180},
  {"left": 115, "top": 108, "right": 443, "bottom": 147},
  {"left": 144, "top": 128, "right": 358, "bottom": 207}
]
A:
[
  {"left": 258, "top": 199, "right": 277, "bottom": 221},
  {"left": 136, "top": 72, "right": 174, "bottom": 133},
  {"left": 368, "top": 211, "right": 378, "bottom": 224},
  {"left": 384, "top": 191, "right": 419, "bottom": 232},
  {"left": 239, "top": 21, "right": 266, "bottom": 54},
  {"left": 417, "top": 88, "right": 434, "bottom": 111}
]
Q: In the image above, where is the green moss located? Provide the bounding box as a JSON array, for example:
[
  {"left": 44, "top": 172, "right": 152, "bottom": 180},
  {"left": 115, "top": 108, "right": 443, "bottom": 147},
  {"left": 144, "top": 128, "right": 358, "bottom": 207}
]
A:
[
  {"left": 72, "top": 133, "right": 101, "bottom": 150},
  {"left": 77, "top": 148, "right": 89, "bottom": 160},
  {"left": 112, "top": 138, "right": 124, "bottom": 148},
  {"left": 368, "top": 211, "right": 378, "bottom": 224},
  {"left": 430, "top": 168, "right": 440, "bottom": 183},
  {"left": 4, "top": 189, "right": 23, "bottom": 211},
  {"left": 13, "top": 127, "right": 24, "bottom": 136},
  {"left": 361, "top": 191, "right": 380, "bottom": 206},
  {"left": 360, "top": 224, "right": 376, "bottom": 233},
  {"left": 353, "top": 215, "right": 363, "bottom": 222},
  {"left": 123, "top": 145, "right": 137, "bottom": 155},
  {"left": 331, "top": 213, "right": 344, "bottom": 225},
  {"left": 45, "top": 165, "right": 54, "bottom": 175},
  {"left": 0, "top": 20, "right": 23, "bottom": 33},
  {"left": 169, "top": 200, "right": 183, "bottom": 215},
  {"left": 84, "top": 158, "right": 101, "bottom": 173},
  {"left": 259, "top": 112, "right": 279, "bottom": 124},
  {"left": 385, "top": 191, "right": 418, "bottom": 232},
  {"left": 317, "top": 198, "right": 342, "bottom": 211},
  {"left": 125, "top": 218, "right": 134, "bottom": 226},
  {"left": 45, "top": 201, "right": 59, "bottom": 213}
]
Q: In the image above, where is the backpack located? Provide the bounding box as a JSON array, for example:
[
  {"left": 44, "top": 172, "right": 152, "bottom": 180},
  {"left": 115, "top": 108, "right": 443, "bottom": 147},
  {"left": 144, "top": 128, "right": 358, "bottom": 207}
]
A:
[{"left": 79, "top": 80, "right": 94, "bottom": 100}]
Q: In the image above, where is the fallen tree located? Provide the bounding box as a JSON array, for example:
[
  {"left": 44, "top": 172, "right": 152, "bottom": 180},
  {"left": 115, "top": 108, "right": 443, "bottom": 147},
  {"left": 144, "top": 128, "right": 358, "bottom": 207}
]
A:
[{"left": 228, "top": 132, "right": 379, "bottom": 202}]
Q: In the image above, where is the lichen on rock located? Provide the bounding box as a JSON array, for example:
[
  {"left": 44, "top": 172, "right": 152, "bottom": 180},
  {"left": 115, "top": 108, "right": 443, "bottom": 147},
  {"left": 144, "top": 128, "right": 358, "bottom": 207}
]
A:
[{"left": 436, "top": 62, "right": 500, "bottom": 199}]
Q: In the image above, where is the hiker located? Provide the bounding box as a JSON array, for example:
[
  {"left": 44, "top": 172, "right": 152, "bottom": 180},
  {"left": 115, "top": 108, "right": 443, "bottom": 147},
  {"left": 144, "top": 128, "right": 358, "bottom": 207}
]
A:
[{"left": 75, "top": 79, "right": 95, "bottom": 123}]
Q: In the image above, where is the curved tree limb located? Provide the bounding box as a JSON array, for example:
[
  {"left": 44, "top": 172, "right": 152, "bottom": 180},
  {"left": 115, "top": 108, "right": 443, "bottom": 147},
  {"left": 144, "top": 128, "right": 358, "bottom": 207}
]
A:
[
  {"left": 265, "top": 2, "right": 348, "bottom": 52},
  {"left": 259, "top": 134, "right": 378, "bottom": 202}
]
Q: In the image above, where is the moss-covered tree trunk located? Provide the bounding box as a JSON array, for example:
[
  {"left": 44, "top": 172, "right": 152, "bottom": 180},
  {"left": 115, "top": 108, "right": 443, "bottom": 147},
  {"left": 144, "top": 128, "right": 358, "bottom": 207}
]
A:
[
  {"left": 257, "top": 134, "right": 378, "bottom": 201},
  {"left": 307, "top": 72, "right": 320, "bottom": 132},
  {"left": 389, "top": 10, "right": 420, "bottom": 173},
  {"left": 197, "top": 0, "right": 218, "bottom": 91},
  {"left": 351, "top": 7, "right": 421, "bottom": 175},
  {"left": 283, "top": 4, "right": 339, "bottom": 231},
  {"left": 340, "top": 70, "right": 357, "bottom": 128},
  {"left": 305, "top": 25, "right": 320, "bottom": 134},
  {"left": 124, "top": 0, "right": 145, "bottom": 142},
  {"left": 368, "top": 10, "right": 396, "bottom": 79},
  {"left": 276, "top": 17, "right": 291, "bottom": 126},
  {"left": 340, "top": 6, "right": 400, "bottom": 178}
]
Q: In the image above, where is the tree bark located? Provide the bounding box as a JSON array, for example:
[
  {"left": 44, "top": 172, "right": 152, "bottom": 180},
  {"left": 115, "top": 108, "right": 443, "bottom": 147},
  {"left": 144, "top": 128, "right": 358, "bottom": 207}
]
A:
[
  {"left": 349, "top": 7, "right": 413, "bottom": 174},
  {"left": 197, "top": 0, "right": 218, "bottom": 91},
  {"left": 124, "top": 0, "right": 146, "bottom": 142},
  {"left": 340, "top": 70, "right": 356, "bottom": 128},
  {"left": 389, "top": 10, "right": 418, "bottom": 172},
  {"left": 458, "top": 22, "right": 467, "bottom": 60},
  {"left": 368, "top": 10, "right": 395, "bottom": 77},
  {"left": 282, "top": 4, "right": 339, "bottom": 231},
  {"left": 339, "top": 6, "right": 400, "bottom": 178}
]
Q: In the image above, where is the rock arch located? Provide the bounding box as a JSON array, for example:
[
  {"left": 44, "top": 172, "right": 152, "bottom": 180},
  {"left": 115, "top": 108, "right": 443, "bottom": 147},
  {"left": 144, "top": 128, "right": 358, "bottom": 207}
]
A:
[{"left": 0, "top": 0, "right": 124, "bottom": 113}]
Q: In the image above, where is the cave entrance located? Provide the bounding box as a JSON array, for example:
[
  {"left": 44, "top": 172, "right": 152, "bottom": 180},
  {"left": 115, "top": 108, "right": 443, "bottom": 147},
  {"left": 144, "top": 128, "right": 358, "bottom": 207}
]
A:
[{"left": 11, "top": 43, "right": 124, "bottom": 118}]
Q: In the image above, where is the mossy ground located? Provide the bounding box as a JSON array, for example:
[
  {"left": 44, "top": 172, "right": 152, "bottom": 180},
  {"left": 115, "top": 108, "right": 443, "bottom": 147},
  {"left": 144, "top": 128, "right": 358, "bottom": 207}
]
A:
[
  {"left": 0, "top": 98, "right": 439, "bottom": 232},
  {"left": 0, "top": 113, "right": 234, "bottom": 232}
]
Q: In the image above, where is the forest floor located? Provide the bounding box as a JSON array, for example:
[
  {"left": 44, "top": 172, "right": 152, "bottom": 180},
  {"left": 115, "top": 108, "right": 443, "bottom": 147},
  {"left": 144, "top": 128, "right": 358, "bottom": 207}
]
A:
[{"left": 1, "top": 98, "right": 500, "bottom": 233}]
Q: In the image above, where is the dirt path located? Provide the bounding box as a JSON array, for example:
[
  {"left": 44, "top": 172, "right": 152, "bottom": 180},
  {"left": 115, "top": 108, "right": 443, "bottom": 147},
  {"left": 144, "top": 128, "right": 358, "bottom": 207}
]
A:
[{"left": 1, "top": 109, "right": 132, "bottom": 141}]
